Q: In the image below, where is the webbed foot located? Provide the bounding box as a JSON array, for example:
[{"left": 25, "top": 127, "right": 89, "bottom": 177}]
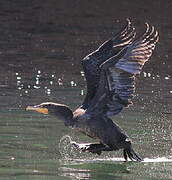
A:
[
  {"left": 123, "top": 148, "right": 143, "bottom": 162},
  {"left": 71, "top": 142, "right": 112, "bottom": 155}
]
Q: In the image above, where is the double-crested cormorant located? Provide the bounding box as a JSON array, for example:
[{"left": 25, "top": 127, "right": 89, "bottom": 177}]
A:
[{"left": 26, "top": 19, "right": 159, "bottom": 162}]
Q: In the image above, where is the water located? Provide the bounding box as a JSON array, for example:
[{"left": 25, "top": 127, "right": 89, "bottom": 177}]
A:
[
  {"left": 0, "top": 70, "right": 172, "bottom": 180},
  {"left": 0, "top": 1, "right": 172, "bottom": 179}
]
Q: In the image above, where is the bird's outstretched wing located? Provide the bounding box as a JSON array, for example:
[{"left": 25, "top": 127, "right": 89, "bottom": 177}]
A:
[
  {"left": 81, "top": 19, "right": 136, "bottom": 109},
  {"left": 86, "top": 23, "right": 159, "bottom": 116}
]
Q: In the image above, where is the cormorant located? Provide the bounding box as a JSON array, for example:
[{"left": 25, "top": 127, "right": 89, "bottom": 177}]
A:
[{"left": 26, "top": 19, "right": 159, "bottom": 162}]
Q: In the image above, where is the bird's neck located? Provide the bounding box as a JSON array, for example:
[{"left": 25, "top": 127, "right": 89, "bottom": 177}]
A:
[{"left": 54, "top": 106, "right": 74, "bottom": 127}]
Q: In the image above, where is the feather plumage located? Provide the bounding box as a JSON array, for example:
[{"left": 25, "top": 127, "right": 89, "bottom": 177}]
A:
[{"left": 83, "top": 22, "right": 159, "bottom": 117}]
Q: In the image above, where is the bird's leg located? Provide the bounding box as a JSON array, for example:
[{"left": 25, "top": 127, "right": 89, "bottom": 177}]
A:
[
  {"left": 120, "top": 140, "right": 143, "bottom": 162},
  {"left": 71, "top": 142, "right": 113, "bottom": 155},
  {"left": 82, "top": 143, "right": 113, "bottom": 155},
  {"left": 123, "top": 148, "right": 143, "bottom": 162}
]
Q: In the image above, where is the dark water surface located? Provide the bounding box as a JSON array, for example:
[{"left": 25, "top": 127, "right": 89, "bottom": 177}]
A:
[{"left": 0, "top": 1, "right": 172, "bottom": 179}]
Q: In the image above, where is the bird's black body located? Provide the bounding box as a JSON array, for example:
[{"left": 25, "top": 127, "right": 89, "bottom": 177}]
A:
[
  {"left": 73, "top": 112, "right": 128, "bottom": 150},
  {"left": 27, "top": 19, "right": 159, "bottom": 162}
]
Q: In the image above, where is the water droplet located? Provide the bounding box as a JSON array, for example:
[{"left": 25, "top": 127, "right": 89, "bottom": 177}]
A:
[
  {"left": 46, "top": 89, "right": 51, "bottom": 95},
  {"left": 148, "top": 73, "right": 151, "bottom": 77},
  {"left": 80, "top": 71, "right": 85, "bottom": 77},
  {"left": 11, "top": 157, "right": 15, "bottom": 160},
  {"left": 58, "top": 78, "right": 63, "bottom": 86},
  {"left": 70, "top": 81, "right": 75, "bottom": 87},
  {"left": 71, "top": 81, "right": 74, "bottom": 86},
  {"left": 25, "top": 90, "right": 28, "bottom": 94},
  {"left": 15, "top": 73, "right": 19, "bottom": 75},
  {"left": 33, "top": 85, "right": 40, "bottom": 89},
  {"left": 38, "top": 70, "right": 41, "bottom": 74},
  {"left": 50, "top": 81, "right": 53, "bottom": 85},
  {"left": 165, "top": 76, "right": 170, "bottom": 80},
  {"left": 52, "top": 74, "right": 55, "bottom": 78},
  {"left": 143, "top": 72, "right": 147, "bottom": 77},
  {"left": 17, "top": 77, "right": 21, "bottom": 80},
  {"left": 81, "top": 90, "right": 84, "bottom": 96},
  {"left": 17, "top": 81, "right": 21, "bottom": 85}
]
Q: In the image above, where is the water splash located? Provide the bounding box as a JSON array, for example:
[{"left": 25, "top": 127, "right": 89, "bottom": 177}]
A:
[
  {"left": 59, "top": 135, "right": 105, "bottom": 161},
  {"left": 143, "top": 157, "right": 172, "bottom": 163},
  {"left": 59, "top": 135, "right": 172, "bottom": 164},
  {"left": 59, "top": 135, "right": 81, "bottom": 160}
]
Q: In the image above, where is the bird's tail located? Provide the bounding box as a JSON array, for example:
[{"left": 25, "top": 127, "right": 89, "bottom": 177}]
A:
[{"left": 123, "top": 147, "right": 143, "bottom": 162}]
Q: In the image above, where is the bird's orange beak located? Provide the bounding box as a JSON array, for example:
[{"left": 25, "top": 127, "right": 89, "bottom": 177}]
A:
[{"left": 26, "top": 106, "right": 48, "bottom": 114}]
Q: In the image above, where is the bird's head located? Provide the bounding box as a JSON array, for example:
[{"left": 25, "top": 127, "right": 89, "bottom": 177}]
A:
[{"left": 26, "top": 102, "right": 74, "bottom": 126}]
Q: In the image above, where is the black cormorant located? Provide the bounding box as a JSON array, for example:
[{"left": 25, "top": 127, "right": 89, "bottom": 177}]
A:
[{"left": 26, "top": 20, "right": 159, "bottom": 162}]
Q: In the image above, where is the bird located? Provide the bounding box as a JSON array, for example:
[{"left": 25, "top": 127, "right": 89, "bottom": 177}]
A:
[{"left": 26, "top": 19, "right": 159, "bottom": 162}]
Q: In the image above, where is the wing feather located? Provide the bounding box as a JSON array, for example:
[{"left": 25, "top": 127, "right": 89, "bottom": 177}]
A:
[
  {"left": 115, "top": 24, "right": 159, "bottom": 74},
  {"left": 81, "top": 19, "right": 136, "bottom": 109},
  {"left": 85, "top": 23, "right": 159, "bottom": 117}
]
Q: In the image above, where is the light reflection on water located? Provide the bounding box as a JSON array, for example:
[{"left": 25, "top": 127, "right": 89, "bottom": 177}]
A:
[
  {"left": 14, "top": 70, "right": 85, "bottom": 99},
  {"left": 13, "top": 69, "right": 172, "bottom": 100}
]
